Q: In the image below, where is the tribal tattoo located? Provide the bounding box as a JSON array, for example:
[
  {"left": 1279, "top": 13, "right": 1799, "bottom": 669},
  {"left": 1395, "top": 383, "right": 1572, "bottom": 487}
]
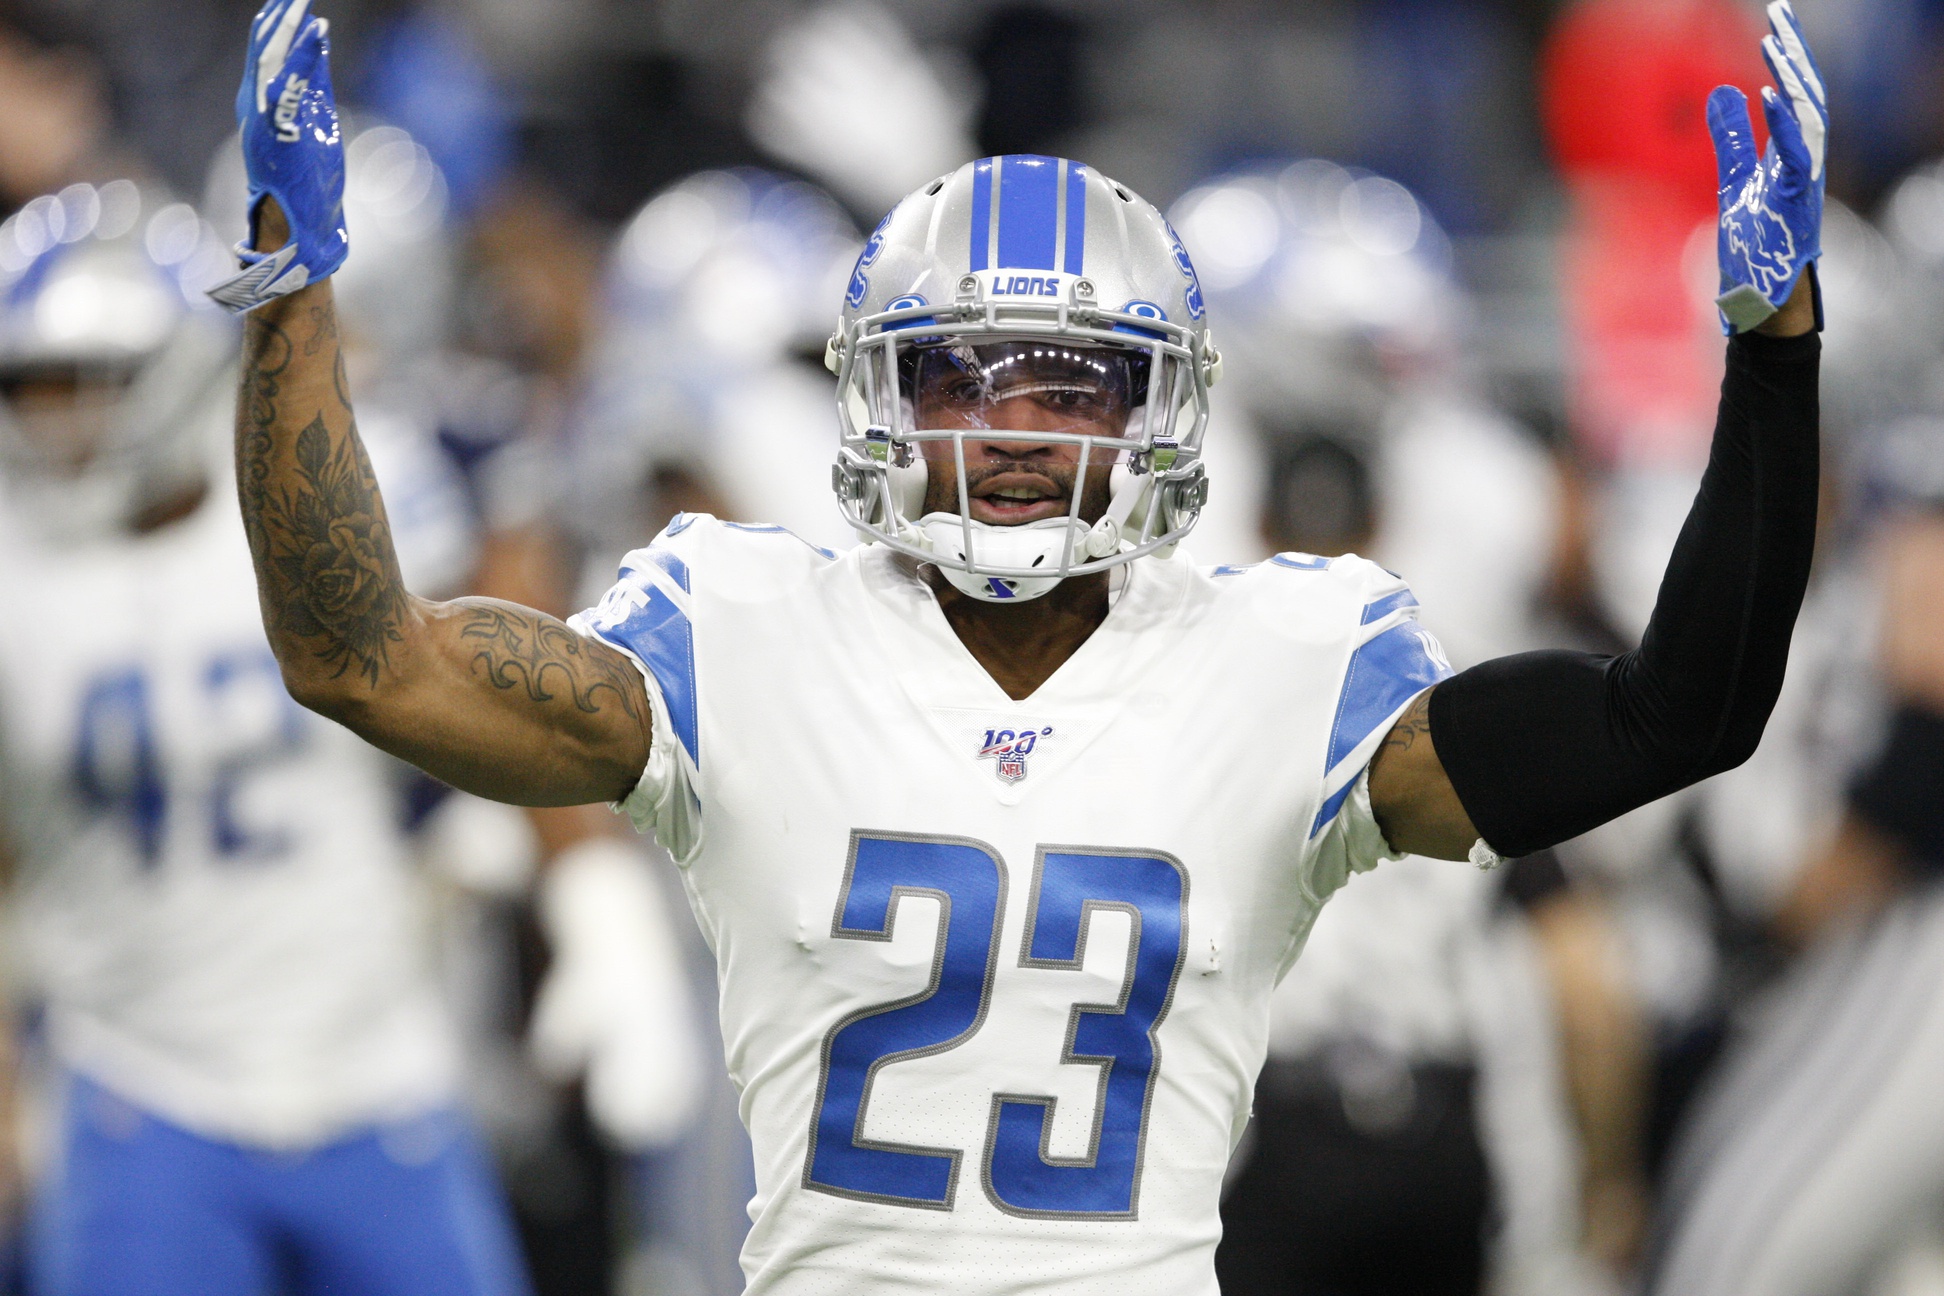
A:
[
  {"left": 1377, "top": 689, "right": 1434, "bottom": 760},
  {"left": 459, "top": 604, "right": 646, "bottom": 724},
  {"left": 238, "top": 310, "right": 407, "bottom": 687}
]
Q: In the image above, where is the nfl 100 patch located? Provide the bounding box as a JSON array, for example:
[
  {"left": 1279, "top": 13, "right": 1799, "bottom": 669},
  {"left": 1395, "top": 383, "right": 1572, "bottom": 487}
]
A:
[{"left": 977, "top": 725, "right": 1055, "bottom": 784}]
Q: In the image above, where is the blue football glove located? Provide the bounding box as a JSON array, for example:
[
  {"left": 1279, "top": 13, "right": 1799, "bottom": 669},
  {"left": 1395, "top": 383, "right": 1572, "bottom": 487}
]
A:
[
  {"left": 1708, "top": 0, "right": 1828, "bottom": 334},
  {"left": 206, "top": 0, "right": 348, "bottom": 314}
]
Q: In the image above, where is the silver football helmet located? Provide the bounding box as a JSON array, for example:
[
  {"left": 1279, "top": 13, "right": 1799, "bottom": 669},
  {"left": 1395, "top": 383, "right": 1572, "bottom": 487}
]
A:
[
  {"left": 0, "top": 181, "right": 236, "bottom": 542},
  {"left": 828, "top": 155, "right": 1222, "bottom": 602}
]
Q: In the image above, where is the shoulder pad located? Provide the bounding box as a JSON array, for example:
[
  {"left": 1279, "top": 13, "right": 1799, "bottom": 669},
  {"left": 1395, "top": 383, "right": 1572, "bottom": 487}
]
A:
[
  {"left": 1207, "top": 551, "right": 1420, "bottom": 636},
  {"left": 616, "top": 513, "right": 840, "bottom": 600}
]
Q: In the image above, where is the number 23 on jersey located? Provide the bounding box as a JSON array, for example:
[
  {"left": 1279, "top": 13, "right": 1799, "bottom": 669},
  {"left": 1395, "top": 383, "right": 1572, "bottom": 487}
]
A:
[{"left": 805, "top": 831, "right": 1187, "bottom": 1220}]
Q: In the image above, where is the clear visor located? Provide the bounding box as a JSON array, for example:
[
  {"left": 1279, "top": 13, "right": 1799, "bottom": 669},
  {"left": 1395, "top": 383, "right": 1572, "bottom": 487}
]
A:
[
  {"left": 832, "top": 297, "right": 1214, "bottom": 585},
  {"left": 903, "top": 339, "right": 1148, "bottom": 443}
]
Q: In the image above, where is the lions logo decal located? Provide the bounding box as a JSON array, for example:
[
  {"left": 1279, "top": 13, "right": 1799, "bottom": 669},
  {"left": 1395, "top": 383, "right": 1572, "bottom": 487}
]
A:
[
  {"left": 1720, "top": 189, "right": 1799, "bottom": 301},
  {"left": 1163, "top": 219, "right": 1206, "bottom": 321},
  {"left": 846, "top": 210, "right": 893, "bottom": 309}
]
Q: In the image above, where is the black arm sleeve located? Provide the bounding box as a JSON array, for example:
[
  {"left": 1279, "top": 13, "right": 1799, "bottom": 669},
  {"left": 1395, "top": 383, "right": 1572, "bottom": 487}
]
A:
[{"left": 1428, "top": 330, "right": 1821, "bottom": 857}]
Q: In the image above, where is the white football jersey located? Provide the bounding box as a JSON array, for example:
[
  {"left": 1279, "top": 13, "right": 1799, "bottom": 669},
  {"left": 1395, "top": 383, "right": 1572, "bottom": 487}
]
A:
[
  {"left": 0, "top": 488, "right": 457, "bottom": 1148},
  {"left": 572, "top": 516, "right": 1452, "bottom": 1296}
]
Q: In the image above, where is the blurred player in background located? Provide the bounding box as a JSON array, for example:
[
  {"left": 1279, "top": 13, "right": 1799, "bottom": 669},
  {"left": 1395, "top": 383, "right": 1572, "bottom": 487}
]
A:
[
  {"left": 1646, "top": 500, "right": 1944, "bottom": 1296},
  {"left": 562, "top": 167, "right": 867, "bottom": 1290},
  {"left": 0, "top": 183, "right": 531, "bottom": 1294},
  {"left": 569, "top": 167, "right": 863, "bottom": 577}
]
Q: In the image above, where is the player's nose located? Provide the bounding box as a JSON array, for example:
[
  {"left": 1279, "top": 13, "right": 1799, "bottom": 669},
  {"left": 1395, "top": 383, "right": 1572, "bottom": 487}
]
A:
[
  {"left": 974, "top": 435, "right": 1069, "bottom": 462},
  {"left": 974, "top": 398, "right": 1079, "bottom": 461}
]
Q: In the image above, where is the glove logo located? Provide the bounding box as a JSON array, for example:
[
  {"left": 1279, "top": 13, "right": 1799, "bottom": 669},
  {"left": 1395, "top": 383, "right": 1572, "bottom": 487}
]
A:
[
  {"left": 274, "top": 75, "right": 308, "bottom": 143},
  {"left": 1722, "top": 190, "right": 1797, "bottom": 300}
]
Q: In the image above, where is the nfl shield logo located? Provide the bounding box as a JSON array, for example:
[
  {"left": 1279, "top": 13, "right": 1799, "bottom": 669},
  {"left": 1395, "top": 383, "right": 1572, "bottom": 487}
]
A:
[{"left": 978, "top": 726, "right": 1053, "bottom": 784}]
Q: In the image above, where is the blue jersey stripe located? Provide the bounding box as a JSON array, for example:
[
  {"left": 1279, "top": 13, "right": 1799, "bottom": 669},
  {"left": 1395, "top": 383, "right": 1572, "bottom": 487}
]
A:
[
  {"left": 970, "top": 160, "right": 994, "bottom": 272},
  {"left": 996, "top": 155, "right": 1060, "bottom": 271},
  {"left": 591, "top": 585, "right": 699, "bottom": 767},
  {"left": 1062, "top": 161, "right": 1088, "bottom": 274},
  {"left": 1325, "top": 621, "right": 1450, "bottom": 773},
  {"left": 1310, "top": 620, "right": 1453, "bottom": 837},
  {"left": 630, "top": 546, "right": 691, "bottom": 592},
  {"left": 1309, "top": 780, "right": 1359, "bottom": 839}
]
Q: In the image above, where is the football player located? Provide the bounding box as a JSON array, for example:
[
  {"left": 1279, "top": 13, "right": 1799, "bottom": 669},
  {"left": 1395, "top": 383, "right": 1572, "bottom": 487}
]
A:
[
  {"left": 0, "top": 185, "right": 530, "bottom": 1293},
  {"left": 210, "top": 2, "right": 1826, "bottom": 1292}
]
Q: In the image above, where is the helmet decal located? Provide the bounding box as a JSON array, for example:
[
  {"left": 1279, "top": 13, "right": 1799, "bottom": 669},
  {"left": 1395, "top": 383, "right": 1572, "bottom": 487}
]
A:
[
  {"left": 1062, "top": 161, "right": 1088, "bottom": 275},
  {"left": 1163, "top": 219, "right": 1206, "bottom": 320},
  {"left": 968, "top": 155, "right": 1090, "bottom": 275},
  {"left": 1114, "top": 299, "right": 1168, "bottom": 340},
  {"left": 882, "top": 293, "right": 938, "bottom": 336},
  {"left": 970, "top": 159, "right": 993, "bottom": 272},
  {"left": 1000, "top": 155, "right": 1058, "bottom": 271},
  {"left": 846, "top": 209, "right": 893, "bottom": 309}
]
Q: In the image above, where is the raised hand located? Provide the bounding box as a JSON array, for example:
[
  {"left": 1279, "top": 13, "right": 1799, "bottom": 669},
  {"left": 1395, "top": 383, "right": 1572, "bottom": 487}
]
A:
[
  {"left": 1708, "top": 0, "right": 1827, "bottom": 334},
  {"left": 207, "top": 0, "right": 348, "bottom": 314},
  {"left": 218, "top": 0, "right": 652, "bottom": 809}
]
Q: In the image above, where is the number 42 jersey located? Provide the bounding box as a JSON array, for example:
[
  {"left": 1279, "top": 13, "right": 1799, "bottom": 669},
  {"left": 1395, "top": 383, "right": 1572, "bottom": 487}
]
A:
[{"left": 571, "top": 516, "right": 1453, "bottom": 1296}]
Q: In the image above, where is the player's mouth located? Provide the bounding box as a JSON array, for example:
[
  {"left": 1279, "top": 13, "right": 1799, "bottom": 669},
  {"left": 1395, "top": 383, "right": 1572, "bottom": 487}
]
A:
[{"left": 968, "top": 472, "right": 1072, "bottom": 525}]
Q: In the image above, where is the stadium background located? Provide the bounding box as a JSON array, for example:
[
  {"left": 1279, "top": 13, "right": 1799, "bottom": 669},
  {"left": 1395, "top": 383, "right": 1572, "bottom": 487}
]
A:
[{"left": 1, "top": 0, "right": 1943, "bottom": 1293}]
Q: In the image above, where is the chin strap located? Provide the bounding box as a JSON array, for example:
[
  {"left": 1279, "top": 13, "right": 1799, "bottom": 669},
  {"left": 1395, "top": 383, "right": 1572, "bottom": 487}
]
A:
[
  {"left": 915, "top": 513, "right": 1090, "bottom": 602},
  {"left": 895, "top": 448, "right": 1189, "bottom": 602},
  {"left": 1083, "top": 467, "right": 1156, "bottom": 560}
]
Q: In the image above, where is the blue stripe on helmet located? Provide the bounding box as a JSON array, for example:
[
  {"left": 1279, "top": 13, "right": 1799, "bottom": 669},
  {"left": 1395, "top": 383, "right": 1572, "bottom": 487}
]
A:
[
  {"left": 995, "top": 155, "right": 1059, "bottom": 271},
  {"left": 970, "top": 160, "right": 994, "bottom": 272},
  {"left": 1062, "top": 161, "right": 1087, "bottom": 274}
]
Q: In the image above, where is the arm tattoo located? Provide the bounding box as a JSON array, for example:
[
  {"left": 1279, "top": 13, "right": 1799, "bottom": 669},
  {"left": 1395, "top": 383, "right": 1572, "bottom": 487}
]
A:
[
  {"left": 1378, "top": 690, "right": 1434, "bottom": 758},
  {"left": 238, "top": 312, "right": 407, "bottom": 686},
  {"left": 459, "top": 604, "right": 646, "bottom": 725}
]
